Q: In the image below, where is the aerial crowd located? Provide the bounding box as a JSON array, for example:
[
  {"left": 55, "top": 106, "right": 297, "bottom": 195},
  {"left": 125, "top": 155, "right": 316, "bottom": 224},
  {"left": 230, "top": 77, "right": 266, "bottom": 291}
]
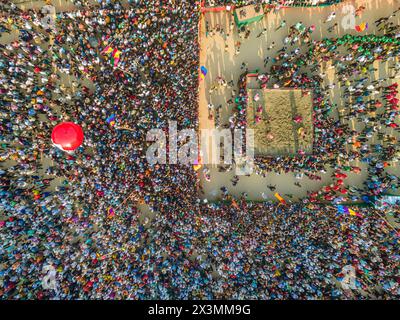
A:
[{"left": 0, "top": 0, "right": 399, "bottom": 300}]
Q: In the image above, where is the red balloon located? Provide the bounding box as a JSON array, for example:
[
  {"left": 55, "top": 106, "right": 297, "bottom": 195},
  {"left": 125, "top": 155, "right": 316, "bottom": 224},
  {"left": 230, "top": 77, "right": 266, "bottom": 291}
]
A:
[{"left": 51, "top": 122, "right": 84, "bottom": 151}]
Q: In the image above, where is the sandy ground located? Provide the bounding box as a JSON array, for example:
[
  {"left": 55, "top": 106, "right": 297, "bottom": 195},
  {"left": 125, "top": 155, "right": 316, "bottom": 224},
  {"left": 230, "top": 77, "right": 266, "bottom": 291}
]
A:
[
  {"left": 247, "top": 89, "right": 313, "bottom": 155},
  {"left": 198, "top": 0, "right": 400, "bottom": 202}
]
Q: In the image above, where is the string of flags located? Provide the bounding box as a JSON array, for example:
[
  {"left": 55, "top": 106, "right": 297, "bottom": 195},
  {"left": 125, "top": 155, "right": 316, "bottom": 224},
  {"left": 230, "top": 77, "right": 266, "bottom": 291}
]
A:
[
  {"left": 193, "top": 156, "right": 202, "bottom": 171},
  {"left": 355, "top": 22, "right": 368, "bottom": 32},
  {"left": 102, "top": 45, "right": 122, "bottom": 67},
  {"left": 107, "top": 207, "right": 115, "bottom": 219},
  {"left": 106, "top": 114, "right": 116, "bottom": 127},
  {"left": 200, "top": 66, "right": 207, "bottom": 80},
  {"left": 337, "top": 205, "right": 363, "bottom": 218},
  {"left": 274, "top": 193, "right": 287, "bottom": 205}
]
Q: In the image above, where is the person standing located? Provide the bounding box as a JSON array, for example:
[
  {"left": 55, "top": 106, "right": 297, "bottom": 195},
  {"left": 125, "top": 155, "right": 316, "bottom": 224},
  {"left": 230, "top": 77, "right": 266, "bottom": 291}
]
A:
[
  {"left": 257, "top": 28, "right": 267, "bottom": 38},
  {"left": 276, "top": 20, "right": 286, "bottom": 31}
]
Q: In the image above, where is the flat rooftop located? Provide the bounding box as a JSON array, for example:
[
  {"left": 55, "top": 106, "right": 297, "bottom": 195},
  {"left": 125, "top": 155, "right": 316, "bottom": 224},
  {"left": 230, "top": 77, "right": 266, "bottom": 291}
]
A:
[{"left": 234, "top": 4, "right": 264, "bottom": 23}]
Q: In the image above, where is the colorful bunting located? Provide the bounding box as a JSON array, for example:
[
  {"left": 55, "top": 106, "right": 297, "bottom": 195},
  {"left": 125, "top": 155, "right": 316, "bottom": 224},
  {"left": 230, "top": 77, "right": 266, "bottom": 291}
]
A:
[
  {"left": 200, "top": 66, "right": 207, "bottom": 80},
  {"left": 337, "top": 205, "right": 363, "bottom": 218},
  {"left": 102, "top": 45, "right": 114, "bottom": 55},
  {"left": 193, "top": 156, "right": 202, "bottom": 171},
  {"left": 355, "top": 22, "right": 368, "bottom": 32},
  {"left": 107, "top": 207, "right": 115, "bottom": 219},
  {"left": 106, "top": 114, "right": 116, "bottom": 127},
  {"left": 102, "top": 46, "right": 122, "bottom": 67},
  {"left": 274, "top": 193, "right": 286, "bottom": 205}
]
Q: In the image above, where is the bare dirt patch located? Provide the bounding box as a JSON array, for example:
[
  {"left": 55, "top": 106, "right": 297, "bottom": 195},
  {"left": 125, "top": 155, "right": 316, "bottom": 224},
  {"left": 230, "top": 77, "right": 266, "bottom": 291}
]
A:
[{"left": 247, "top": 89, "right": 313, "bottom": 156}]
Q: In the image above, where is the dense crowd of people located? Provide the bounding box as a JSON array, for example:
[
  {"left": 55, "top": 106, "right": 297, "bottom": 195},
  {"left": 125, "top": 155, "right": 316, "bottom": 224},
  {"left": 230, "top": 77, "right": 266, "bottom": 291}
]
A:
[
  {"left": 229, "top": 30, "right": 400, "bottom": 202},
  {"left": 0, "top": 0, "right": 399, "bottom": 300},
  {"left": 206, "top": 0, "right": 343, "bottom": 8}
]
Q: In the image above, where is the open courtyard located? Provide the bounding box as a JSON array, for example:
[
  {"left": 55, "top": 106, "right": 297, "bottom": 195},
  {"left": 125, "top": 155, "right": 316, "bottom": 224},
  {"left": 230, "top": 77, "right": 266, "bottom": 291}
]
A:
[{"left": 198, "top": 0, "right": 400, "bottom": 202}]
